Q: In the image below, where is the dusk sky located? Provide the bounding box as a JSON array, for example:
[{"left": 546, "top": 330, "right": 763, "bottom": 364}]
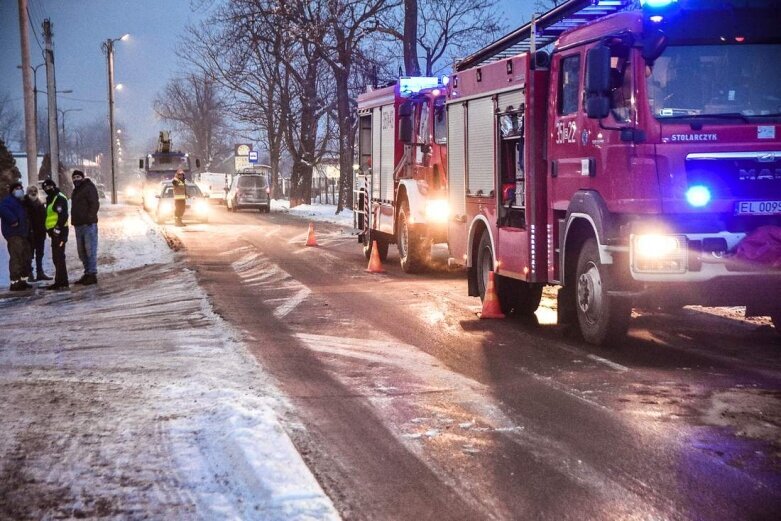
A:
[{"left": 1, "top": 0, "right": 534, "bottom": 155}]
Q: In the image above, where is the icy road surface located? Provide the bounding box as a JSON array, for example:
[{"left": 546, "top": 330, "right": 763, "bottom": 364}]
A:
[{"left": 0, "top": 205, "right": 339, "bottom": 520}]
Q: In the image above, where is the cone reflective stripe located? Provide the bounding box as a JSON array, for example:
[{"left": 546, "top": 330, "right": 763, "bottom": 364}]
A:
[
  {"left": 305, "top": 223, "right": 318, "bottom": 247},
  {"left": 479, "top": 271, "right": 505, "bottom": 319},
  {"left": 366, "top": 240, "right": 385, "bottom": 273}
]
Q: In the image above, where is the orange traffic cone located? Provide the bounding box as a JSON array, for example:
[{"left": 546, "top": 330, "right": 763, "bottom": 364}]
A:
[
  {"left": 479, "top": 271, "right": 505, "bottom": 319},
  {"left": 366, "top": 240, "right": 385, "bottom": 273},
  {"left": 305, "top": 223, "right": 318, "bottom": 247}
]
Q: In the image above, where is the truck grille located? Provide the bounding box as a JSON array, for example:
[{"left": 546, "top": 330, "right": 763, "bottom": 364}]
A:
[{"left": 686, "top": 152, "right": 781, "bottom": 199}]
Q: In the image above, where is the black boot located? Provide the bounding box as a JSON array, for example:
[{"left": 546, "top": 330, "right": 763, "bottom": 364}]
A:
[
  {"left": 74, "top": 274, "right": 89, "bottom": 285},
  {"left": 46, "top": 282, "right": 69, "bottom": 290},
  {"left": 35, "top": 272, "right": 52, "bottom": 281},
  {"left": 83, "top": 274, "right": 97, "bottom": 286}
]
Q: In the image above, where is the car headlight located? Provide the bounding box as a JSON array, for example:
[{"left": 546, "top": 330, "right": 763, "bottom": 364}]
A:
[
  {"left": 126, "top": 186, "right": 138, "bottom": 197},
  {"left": 159, "top": 200, "right": 173, "bottom": 213},
  {"left": 424, "top": 199, "right": 449, "bottom": 222},
  {"left": 631, "top": 234, "right": 687, "bottom": 273},
  {"left": 193, "top": 200, "right": 208, "bottom": 214}
]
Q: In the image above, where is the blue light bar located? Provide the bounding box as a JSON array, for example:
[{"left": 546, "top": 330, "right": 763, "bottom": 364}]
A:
[
  {"left": 399, "top": 77, "right": 441, "bottom": 96},
  {"left": 686, "top": 185, "right": 711, "bottom": 207},
  {"left": 640, "top": 0, "right": 677, "bottom": 7}
]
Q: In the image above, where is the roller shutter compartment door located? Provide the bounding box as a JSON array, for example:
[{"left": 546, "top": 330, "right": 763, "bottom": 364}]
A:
[
  {"left": 467, "top": 97, "right": 495, "bottom": 196},
  {"left": 448, "top": 103, "right": 466, "bottom": 216},
  {"left": 372, "top": 108, "right": 382, "bottom": 200},
  {"left": 380, "top": 105, "right": 396, "bottom": 202}
]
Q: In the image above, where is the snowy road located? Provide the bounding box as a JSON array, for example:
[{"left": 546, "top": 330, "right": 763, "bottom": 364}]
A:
[
  {"left": 0, "top": 205, "right": 338, "bottom": 520},
  {"left": 170, "top": 204, "right": 781, "bottom": 520}
]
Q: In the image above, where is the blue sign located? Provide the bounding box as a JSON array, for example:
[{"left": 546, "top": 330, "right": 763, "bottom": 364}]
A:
[{"left": 248, "top": 151, "right": 259, "bottom": 163}]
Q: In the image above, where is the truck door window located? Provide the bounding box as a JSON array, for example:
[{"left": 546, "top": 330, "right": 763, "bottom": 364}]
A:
[
  {"left": 558, "top": 54, "right": 581, "bottom": 115},
  {"left": 433, "top": 100, "right": 447, "bottom": 145},
  {"left": 418, "top": 101, "right": 430, "bottom": 144},
  {"left": 609, "top": 46, "right": 633, "bottom": 123}
]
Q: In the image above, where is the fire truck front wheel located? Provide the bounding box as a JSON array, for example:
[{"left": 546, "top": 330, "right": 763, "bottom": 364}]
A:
[
  {"left": 397, "top": 202, "right": 431, "bottom": 273},
  {"left": 575, "top": 238, "right": 631, "bottom": 346}
]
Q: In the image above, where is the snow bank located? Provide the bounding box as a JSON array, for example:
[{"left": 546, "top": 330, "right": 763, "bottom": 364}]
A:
[
  {"left": 271, "top": 199, "right": 353, "bottom": 228},
  {"left": 0, "top": 204, "right": 339, "bottom": 519}
]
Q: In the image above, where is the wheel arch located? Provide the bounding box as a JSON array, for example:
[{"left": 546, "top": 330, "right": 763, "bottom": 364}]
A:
[
  {"left": 467, "top": 215, "right": 496, "bottom": 269},
  {"left": 560, "top": 191, "right": 617, "bottom": 285}
]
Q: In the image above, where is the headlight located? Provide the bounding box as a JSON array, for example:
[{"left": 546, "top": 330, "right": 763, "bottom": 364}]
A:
[
  {"left": 159, "top": 200, "right": 173, "bottom": 213},
  {"left": 126, "top": 187, "right": 138, "bottom": 197},
  {"left": 631, "top": 234, "right": 687, "bottom": 273},
  {"left": 193, "top": 200, "right": 208, "bottom": 214},
  {"left": 424, "top": 199, "right": 449, "bottom": 222}
]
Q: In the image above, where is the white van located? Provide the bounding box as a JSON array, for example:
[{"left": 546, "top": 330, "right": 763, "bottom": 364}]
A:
[{"left": 195, "top": 172, "right": 231, "bottom": 204}]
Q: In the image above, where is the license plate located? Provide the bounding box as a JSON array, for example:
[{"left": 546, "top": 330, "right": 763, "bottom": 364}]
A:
[{"left": 735, "top": 200, "right": 781, "bottom": 215}]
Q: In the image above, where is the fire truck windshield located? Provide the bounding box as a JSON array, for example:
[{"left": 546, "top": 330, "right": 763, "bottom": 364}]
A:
[
  {"left": 148, "top": 155, "right": 190, "bottom": 172},
  {"left": 646, "top": 44, "right": 781, "bottom": 119}
]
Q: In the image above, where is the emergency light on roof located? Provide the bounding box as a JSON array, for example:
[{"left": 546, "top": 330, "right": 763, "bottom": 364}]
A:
[
  {"left": 399, "top": 77, "right": 441, "bottom": 97},
  {"left": 640, "top": 0, "right": 677, "bottom": 7}
]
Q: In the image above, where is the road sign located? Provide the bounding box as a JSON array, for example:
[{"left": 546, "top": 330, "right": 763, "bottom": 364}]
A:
[
  {"left": 234, "top": 143, "right": 252, "bottom": 172},
  {"left": 249, "top": 151, "right": 259, "bottom": 163}
]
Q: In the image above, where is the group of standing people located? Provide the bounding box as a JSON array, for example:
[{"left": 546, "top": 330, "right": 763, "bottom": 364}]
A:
[{"left": 0, "top": 170, "right": 100, "bottom": 292}]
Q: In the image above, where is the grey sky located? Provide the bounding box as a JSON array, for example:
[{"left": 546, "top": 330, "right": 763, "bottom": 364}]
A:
[{"left": 1, "top": 0, "right": 534, "bottom": 154}]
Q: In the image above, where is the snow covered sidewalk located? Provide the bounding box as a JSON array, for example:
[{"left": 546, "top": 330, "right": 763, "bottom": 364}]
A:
[{"left": 0, "top": 205, "right": 339, "bottom": 520}]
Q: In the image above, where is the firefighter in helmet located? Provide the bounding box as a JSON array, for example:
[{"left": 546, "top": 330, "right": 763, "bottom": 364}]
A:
[{"left": 172, "top": 169, "right": 187, "bottom": 226}]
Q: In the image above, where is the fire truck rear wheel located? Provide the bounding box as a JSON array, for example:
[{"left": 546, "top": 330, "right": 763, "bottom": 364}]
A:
[
  {"left": 363, "top": 231, "right": 389, "bottom": 262},
  {"left": 476, "top": 232, "right": 541, "bottom": 315},
  {"left": 575, "top": 238, "right": 631, "bottom": 345},
  {"left": 397, "top": 202, "right": 431, "bottom": 273}
]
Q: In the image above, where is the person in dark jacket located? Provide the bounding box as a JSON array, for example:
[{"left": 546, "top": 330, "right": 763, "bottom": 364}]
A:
[
  {"left": 41, "top": 178, "right": 70, "bottom": 290},
  {"left": 172, "top": 169, "right": 187, "bottom": 226},
  {"left": 24, "top": 185, "right": 51, "bottom": 281},
  {"left": 0, "top": 181, "right": 33, "bottom": 291},
  {"left": 70, "top": 170, "right": 100, "bottom": 285}
]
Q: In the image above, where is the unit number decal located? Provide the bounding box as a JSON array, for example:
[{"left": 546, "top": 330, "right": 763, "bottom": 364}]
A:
[{"left": 555, "top": 120, "right": 577, "bottom": 144}]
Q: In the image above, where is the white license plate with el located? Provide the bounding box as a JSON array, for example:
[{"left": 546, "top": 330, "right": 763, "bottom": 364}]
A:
[{"left": 735, "top": 201, "right": 781, "bottom": 215}]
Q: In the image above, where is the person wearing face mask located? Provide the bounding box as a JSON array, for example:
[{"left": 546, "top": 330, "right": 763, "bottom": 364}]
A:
[
  {"left": 172, "top": 169, "right": 187, "bottom": 227},
  {"left": 0, "top": 181, "right": 33, "bottom": 291},
  {"left": 70, "top": 170, "right": 100, "bottom": 285},
  {"left": 24, "top": 185, "right": 51, "bottom": 282},
  {"left": 41, "top": 178, "right": 70, "bottom": 290}
]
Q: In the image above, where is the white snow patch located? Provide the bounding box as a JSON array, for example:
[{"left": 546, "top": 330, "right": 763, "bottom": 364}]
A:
[{"left": 271, "top": 199, "right": 353, "bottom": 228}]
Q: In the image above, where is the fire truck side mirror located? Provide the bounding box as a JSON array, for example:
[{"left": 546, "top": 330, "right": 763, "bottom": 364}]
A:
[
  {"left": 138, "top": 159, "right": 144, "bottom": 169},
  {"left": 642, "top": 29, "right": 668, "bottom": 66},
  {"left": 585, "top": 45, "right": 611, "bottom": 119},
  {"left": 398, "top": 101, "right": 414, "bottom": 144},
  {"left": 196, "top": 159, "right": 201, "bottom": 168}
]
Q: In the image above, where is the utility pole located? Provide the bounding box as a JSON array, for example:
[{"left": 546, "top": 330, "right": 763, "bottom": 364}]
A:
[
  {"left": 17, "top": 0, "right": 37, "bottom": 187},
  {"left": 103, "top": 34, "right": 128, "bottom": 204},
  {"left": 43, "top": 19, "right": 61, "bottom": 184}
]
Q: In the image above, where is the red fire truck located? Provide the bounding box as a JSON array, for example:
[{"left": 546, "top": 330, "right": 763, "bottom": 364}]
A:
[
  {"left": 354, "top": 77, "right": 449, "bottom": 272},
  {"left": 446, "top": 0, "right": 781, "bottom": 344}
]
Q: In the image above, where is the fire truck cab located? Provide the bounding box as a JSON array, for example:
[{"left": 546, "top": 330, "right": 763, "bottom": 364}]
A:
[
  {"left": 447, "top": 0, "right": 781, "bottom": 344},
  {"left": 354, "top": 77, "right": 449, "bottom": 273}
]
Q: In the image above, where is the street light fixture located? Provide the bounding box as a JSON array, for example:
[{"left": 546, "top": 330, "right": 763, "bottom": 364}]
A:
[{"left": 102, "top": 33, "right": 129, "bottom": 204}]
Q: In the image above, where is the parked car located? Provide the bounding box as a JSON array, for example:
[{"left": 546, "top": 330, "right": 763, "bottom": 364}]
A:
[
  {"left": 154, "top": 181, "right": 210, "bottom": 224},
  {"left": 226, "top": 172, "right": 271, "bottom": 213},
  {"left": 195, "top": 171, "right": 231, "bottom": 204}
]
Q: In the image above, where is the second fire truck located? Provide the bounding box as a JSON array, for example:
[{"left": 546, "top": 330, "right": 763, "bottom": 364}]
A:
[{"left": 444, "top": 0, "right": 781, "bottom": 344}]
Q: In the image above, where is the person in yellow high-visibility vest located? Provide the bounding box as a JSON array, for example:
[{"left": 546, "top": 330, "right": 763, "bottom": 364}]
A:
[
  {"left": 41, "top": 178, "right": 70, "bottom": 290},
  {"left": 172, "top": 169, "right": 187, "bottom": 226}
]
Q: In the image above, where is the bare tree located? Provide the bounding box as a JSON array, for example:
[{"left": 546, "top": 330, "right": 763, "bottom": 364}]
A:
[
  {"left": 379, "top": 0, "right": 505, "bottom": 76},
  {"left": 0, "top": 92, "right": 22, "bottom": 147},
  {"left": 154, "top": 72, "right": 230, "bottom": 170}
]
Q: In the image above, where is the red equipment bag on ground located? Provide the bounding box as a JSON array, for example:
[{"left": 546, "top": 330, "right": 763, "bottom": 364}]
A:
[{"left": 733, "top": 225, "right": 781, "bottom": 269}]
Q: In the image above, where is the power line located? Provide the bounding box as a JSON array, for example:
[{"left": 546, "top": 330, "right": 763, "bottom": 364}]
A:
[
  {"left": 26, "top": 6, "right": 44, "bottom": 53},
  {"left": 59, "top": 96, "right": 105, "bottom": 104}
]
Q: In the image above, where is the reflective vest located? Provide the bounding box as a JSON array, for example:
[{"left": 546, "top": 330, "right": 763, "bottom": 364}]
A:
[
  {"left": 172, "top": 179, "right": 187, "bottom": 200},
  {"left": 46, "top": 193, "right": 68, "bottom": 230}
]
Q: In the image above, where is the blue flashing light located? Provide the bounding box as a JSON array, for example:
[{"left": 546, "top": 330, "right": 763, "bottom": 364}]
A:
[
  {"left": 640, "top": 0, "right": 677, "bottom": 7},
  {"left": 441, "top": 75, "right": 450, "bottom": 86},
  {"left": 686, "top": 185, "right": 711, "bottom": 208}
]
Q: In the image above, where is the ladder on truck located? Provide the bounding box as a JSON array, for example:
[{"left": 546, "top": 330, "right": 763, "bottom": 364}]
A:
[{"left": 456, "top": 0, "right": 633, "bottom": 72}]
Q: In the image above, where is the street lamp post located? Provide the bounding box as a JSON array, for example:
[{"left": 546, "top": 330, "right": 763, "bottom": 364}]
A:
[
  {"left": 102, "top": 33, "right": 128, "bottom": 204},
  {"left": 58, "top": 108, "right": 82, "bottom": 164}
]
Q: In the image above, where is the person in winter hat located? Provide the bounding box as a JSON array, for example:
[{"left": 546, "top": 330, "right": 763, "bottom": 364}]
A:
[
  {"left": 41, "top": 178, "right": 70, "bottom": 290},
  {"left": 24, "top": 185, "right": 51, "bottom": 281},
  {"left": 0, "top": 181, "right": 33, "bottom": 291},
  {"left": 70, "top": 170, "right": 100, "bottom": 285},
  {"left": 172, "top": 169, "right": 187, "bottom": 226}
]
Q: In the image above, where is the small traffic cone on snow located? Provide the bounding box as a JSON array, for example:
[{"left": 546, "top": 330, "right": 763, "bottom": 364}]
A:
[
  {"left": 479, "top": 271, "right": 505, "bottom": 319},
  {"left": 366, "top": 241, "right": 385, "bottom": 273},
  {"left": 305, "top": 223, "right": 318, "bottom": 247}
]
